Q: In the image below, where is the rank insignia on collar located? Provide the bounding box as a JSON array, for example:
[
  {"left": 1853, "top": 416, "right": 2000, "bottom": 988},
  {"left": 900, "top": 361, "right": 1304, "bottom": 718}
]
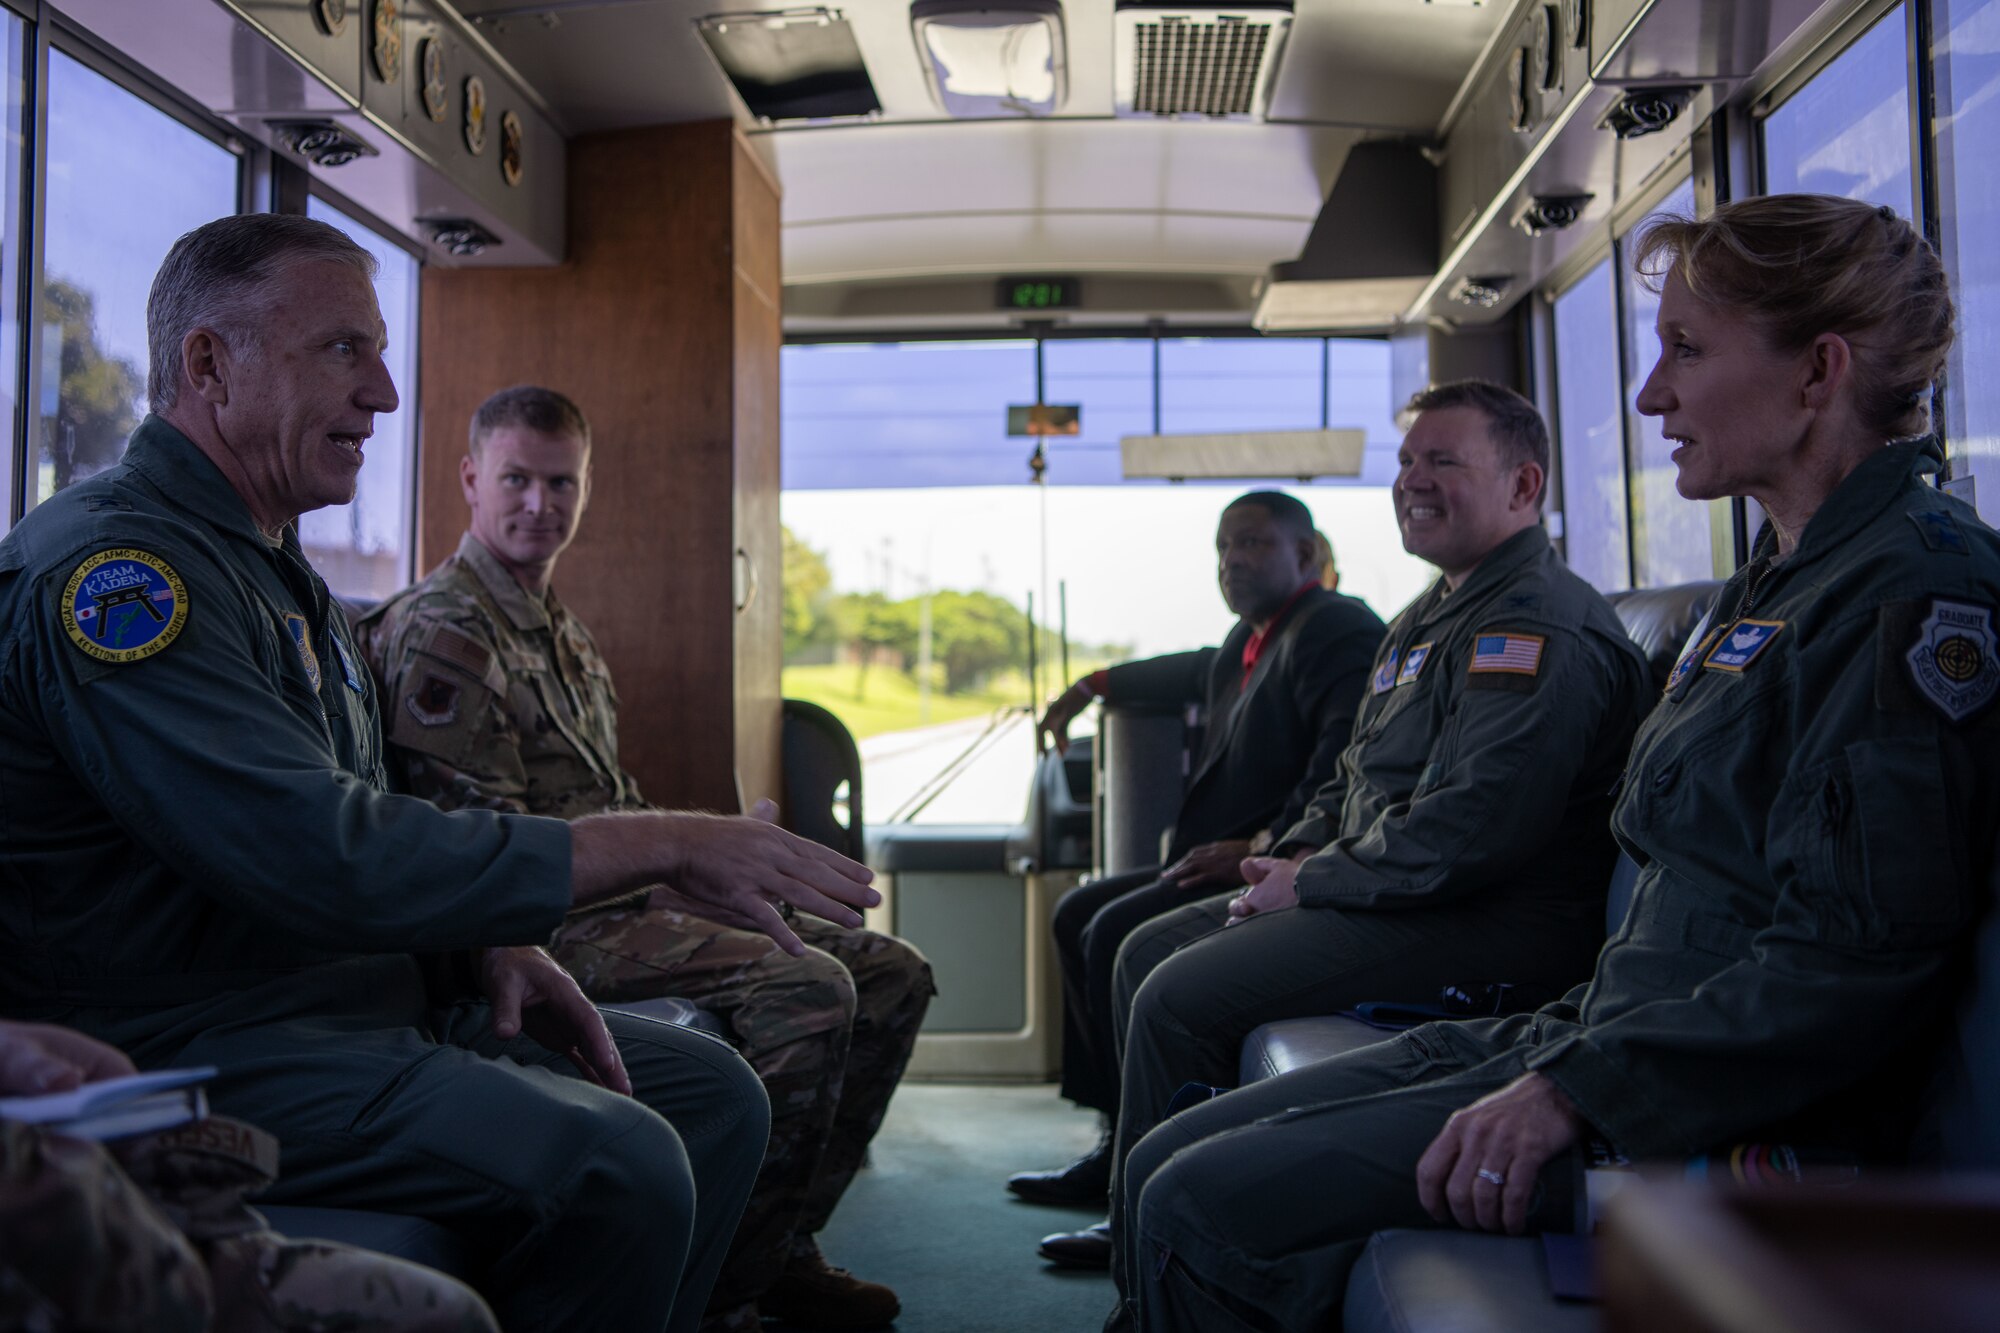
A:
[
  {"left": 1703, "top": 619, "right": 1784, "bottom": 673},
  {"left": 1909, "top": 509, "right": 1969, "bottom": 554},
  {"left": 61, "top": 549, "right": 188, "bottom": 664},
  {"left": 1396, "top": 643, "right": 1433, "bottom": 686},
  {"left": 284, "top": 613, "right": 323, "bottom": 693},
  {"left": 1371, "top": 650, "right": 1401, "bottom": 695},
  {"left": 1905, "top": 598, "right": 2000, "bottom": 722}
]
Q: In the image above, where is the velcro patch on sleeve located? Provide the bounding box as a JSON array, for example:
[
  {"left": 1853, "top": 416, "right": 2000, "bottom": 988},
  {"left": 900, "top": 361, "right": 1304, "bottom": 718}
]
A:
[
  {"left": 1901, "top": 597, "right": 2000, "bottom": 723},
  {"left": 60, "top": 548, "right": 189, "bottom": 664},
  {"left": 422, "top": 624, "right": 495, "bottom": 680},
  {"left": 1467, "top": 632, "right": 1544, "bottom": 676}
]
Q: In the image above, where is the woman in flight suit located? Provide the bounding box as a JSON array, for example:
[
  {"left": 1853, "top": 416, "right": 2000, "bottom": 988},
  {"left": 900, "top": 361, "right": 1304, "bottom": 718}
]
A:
[{"left": 1107, "top": 193, "right": 2000, "bottom": 1332}]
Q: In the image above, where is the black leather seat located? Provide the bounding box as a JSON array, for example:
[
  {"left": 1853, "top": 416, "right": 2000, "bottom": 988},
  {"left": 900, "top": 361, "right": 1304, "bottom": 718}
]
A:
[{"left": 782, "top": 697, "right": 865, "bottom": 861}]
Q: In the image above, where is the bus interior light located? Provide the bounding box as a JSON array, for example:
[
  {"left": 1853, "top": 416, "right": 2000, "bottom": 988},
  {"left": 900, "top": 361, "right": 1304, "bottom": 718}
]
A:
[
  {"left": 1448, "top": 274, "right": 1514, "bottom": 308},
  {"left": 694, "top": 8, "right": 882, "bottom": 122},
  {"left": 912, "top": 0, "right": 1068, "bottom": 118}
]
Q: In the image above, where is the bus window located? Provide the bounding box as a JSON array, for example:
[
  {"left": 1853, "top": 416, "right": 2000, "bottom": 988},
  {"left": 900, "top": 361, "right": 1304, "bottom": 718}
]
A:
[
  {"left": 1552, "top": 259, "right": 1631, "bottom": 592},
  {"left": 1935, "top": 0, "right": 2000, "bottom": 523},
  {"left": 0, "top": 12, "right": 23, "bottom": 528},
  {"left": 302, "top": 197, "right": 420, "bottom": 600},
  {"left": 781, "top": 337, "right": 1429, "bottom": 828},
  {"left": 1762, "top": 8, "right": 1916, "bottom": 216},
  {"left": 37, "top": 50, "right": 236, "bottom": 505},
  {"left": 1619, "top": 178, "right": 1712, "bottom": 587}
]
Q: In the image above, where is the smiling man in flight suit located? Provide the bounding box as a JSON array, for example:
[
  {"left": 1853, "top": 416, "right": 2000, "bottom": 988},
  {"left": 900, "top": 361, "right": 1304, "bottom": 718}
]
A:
[
  {"left": 0, "top": 214, "right": 880, "bottom": 1333},
  {"left": 359, "top": 385, "right": 931, "bottom": 1333},
  {"left": 1037, "top": 380, "right": 1651, "bottom": 1269}
]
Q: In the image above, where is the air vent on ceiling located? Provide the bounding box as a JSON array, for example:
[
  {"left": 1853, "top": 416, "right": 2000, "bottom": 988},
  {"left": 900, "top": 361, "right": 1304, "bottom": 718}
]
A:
[{"left": 1113, "top": 2, "right": 1293, "bottom": 120}]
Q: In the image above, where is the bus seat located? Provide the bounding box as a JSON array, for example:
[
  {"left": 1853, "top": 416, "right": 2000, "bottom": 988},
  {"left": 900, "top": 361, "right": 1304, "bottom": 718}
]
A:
[
  {"left": 1341, "top": 1229, "right": 1596, "bottom": 1333},
  {"left": 1604, "top": 582, "right": 1723, "bottom": 694},
  {"left": 782, "top": 698, "right": 864, "bottom": 862}
]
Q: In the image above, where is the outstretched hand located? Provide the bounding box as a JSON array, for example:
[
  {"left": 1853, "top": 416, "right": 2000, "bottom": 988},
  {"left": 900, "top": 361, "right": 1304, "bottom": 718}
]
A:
[
  {"left": 1415, "top": 1072, "right": 1583, "bottom": 1235},
  {"left": 0, "top": 1020, "right": 137, "bottom": 1095},
  {"left": 480, "top": 946, "right": 632, "bottom": 1096}
]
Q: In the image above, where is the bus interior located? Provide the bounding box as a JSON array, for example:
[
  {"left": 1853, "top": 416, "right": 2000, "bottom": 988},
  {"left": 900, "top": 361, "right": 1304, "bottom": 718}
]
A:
[{"left": 6, "top": 0, "right": 2000, "bottom": 1328}]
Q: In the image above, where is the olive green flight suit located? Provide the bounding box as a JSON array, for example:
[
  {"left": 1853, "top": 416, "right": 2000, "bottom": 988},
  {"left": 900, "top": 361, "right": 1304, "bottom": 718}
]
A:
[
  {"left": 0, "top": 418, "right": 769, "bottom": 1333},
  {"left": 358, "top": 533, "right": 935, "bottom": 1317},
  {"left": 1106, "top": 524, "right": 1650, "bottom": 1220},
  {"left": 1115, "top": 440, "right": 2000, "bottom": 1331}
]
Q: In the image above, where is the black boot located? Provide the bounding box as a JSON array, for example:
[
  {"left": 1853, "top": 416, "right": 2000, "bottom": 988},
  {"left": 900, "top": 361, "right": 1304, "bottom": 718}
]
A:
[{"left": 1007, "top": 1127, "right": 1113, "bottom": 1206}]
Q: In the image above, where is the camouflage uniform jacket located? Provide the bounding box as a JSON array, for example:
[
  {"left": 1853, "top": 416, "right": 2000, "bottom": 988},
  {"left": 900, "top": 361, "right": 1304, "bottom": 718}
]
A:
[{"left": 358, "top": 533, "right": 647, "bottom": 823}]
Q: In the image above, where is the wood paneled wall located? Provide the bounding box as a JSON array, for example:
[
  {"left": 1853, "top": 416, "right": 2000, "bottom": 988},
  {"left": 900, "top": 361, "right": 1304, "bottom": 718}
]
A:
[{"left": 416, "top": 120, "right": 783, "bottom": 813}]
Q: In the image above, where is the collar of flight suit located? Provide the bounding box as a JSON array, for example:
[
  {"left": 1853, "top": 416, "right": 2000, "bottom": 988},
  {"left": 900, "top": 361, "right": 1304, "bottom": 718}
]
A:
[
  {"left": 456, "top": 531, "right": 560, "bottom": 635},
  {"left": 1748, "top": 436, "right": 1942, "bottom": 573},
  {"left": 1410, "top": 523, "right": 1551, "bottom": 629},
  {"left": 122, "top": 415, "right": 276, "bottom": 549}
]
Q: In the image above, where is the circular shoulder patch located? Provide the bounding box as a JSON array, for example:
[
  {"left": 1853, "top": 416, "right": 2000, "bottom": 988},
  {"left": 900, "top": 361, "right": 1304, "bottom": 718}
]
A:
[{"left": 60, "top": 548, "right": 190, "bottom": 663}]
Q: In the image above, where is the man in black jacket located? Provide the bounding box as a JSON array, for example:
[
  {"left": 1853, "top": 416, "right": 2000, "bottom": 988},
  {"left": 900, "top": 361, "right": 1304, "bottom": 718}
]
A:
[{"left": 1007, "top": 491, "right": 1385, "bottom": 1207}]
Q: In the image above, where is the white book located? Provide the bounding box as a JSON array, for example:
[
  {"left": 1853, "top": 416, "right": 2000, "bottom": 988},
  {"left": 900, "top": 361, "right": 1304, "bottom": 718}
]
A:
[{"left": 0, "top": 1067, "right": 217, "bottom": 1141}]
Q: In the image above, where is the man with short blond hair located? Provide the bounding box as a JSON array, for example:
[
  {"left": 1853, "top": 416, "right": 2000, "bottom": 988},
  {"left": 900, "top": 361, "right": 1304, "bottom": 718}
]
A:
[{"left": 361, "top": 385, "right": 932, "bottom": 1333}]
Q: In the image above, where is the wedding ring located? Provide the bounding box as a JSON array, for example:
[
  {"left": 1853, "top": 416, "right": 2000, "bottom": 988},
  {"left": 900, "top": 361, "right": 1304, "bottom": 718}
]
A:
[{"left": 1475, "top": 1167, "right": 1506, "bottom": 1186}]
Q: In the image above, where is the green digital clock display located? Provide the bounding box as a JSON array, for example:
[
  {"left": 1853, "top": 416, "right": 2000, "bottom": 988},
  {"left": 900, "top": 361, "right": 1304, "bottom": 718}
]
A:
[{"left": 997, "top": 277, "right": 1080, "bottom": 311}]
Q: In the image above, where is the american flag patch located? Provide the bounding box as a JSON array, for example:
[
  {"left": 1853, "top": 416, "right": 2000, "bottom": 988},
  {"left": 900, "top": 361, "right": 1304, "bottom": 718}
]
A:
[{"left": 1468, "top": 632, "right": 1545, "bottom": 676}]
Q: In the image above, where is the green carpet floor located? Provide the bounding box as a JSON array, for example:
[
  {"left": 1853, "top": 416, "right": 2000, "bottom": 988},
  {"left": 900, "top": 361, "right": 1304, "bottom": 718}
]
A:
[{"left": 783, "top": 1082, "right": 1115, "bottom": 1332}]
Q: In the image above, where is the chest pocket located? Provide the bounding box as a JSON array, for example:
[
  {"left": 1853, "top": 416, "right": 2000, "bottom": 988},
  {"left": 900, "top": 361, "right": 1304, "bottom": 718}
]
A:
[{"left": 503, "top": 646, "right": 616, "bottom": 807}]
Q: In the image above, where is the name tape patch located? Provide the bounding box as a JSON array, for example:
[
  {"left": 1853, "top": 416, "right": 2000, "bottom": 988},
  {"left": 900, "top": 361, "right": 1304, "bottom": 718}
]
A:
[
  {"left": 1468, "top": 632, "right": 1544, "bottom": 676},
  {"left": 1371, "top": 650, "right": 1401, "bottom": 695},
  {"left": 60, "top": 548, "right": 188, "bottom": 663},
  {"left": 284, "top": 613, "right": 323, "bottom": 693},
  {"left": 1703, "top": 619, "right": 1784, "bottom": 673},
  {"left": 330, "top": 631, "right": 365, "bottom": 694},
  {"left": 1396, "top": 643, "right": 1433, "bottom": 687},
  {"left": 1905, "top": 598, "right": 2000, "bottom": 722}
]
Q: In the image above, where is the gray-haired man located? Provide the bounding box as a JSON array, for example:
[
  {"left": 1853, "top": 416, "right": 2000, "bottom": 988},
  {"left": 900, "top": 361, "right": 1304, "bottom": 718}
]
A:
[{"left": 0, "top": 212, "right": 879, "bottom": 1332}]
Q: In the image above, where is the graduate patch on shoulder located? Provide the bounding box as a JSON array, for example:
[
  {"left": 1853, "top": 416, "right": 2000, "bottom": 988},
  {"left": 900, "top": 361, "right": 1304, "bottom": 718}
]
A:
[
  {"left": 60, "top": 548, "right": 188, "bottom": 664},
  {"left": 1371, "top": 650, "right": 1400, "bottom": 695},
  {"left": 1468, "top": 632, "right": 1544, "bottom": 676},
  {"left": 1702, "top": 619, "right": 1784, "bottom": 673},
  {"left": 1396, "top": 643, "right": 1433, "bottom": 686},
  {"left": 1904, "top": 598, "right": 2000, "bottom": 722},
  {"left": 284, "top": 613, "right": 323, "bottom": 692}
]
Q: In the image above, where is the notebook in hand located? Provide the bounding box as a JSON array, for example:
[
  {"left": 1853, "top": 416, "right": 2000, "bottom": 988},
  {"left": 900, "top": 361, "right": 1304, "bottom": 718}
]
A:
[{"left": 0, "top": 1067, "right": 217, "bottom": 1141}]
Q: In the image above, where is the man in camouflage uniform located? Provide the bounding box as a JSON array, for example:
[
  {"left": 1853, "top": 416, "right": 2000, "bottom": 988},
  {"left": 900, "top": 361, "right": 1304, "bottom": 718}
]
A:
[
  {"left": 359, "top": 386, "right": 934, "bottom": 1333},
  {"left": 1, "top": 1019, "right": 495, "bottom": 1333}
]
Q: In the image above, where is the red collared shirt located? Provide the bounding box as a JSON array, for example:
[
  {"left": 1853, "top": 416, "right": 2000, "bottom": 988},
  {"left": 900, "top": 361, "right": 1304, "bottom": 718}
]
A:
[{"left": 1240, "top": 580, "right": 1321, "bottom": 686}]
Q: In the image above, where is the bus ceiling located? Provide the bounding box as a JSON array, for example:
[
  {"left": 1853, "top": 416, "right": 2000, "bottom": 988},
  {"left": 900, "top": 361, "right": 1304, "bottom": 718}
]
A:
[{"left": 70, "top": 0, "right": 1873, "bottom": 334}]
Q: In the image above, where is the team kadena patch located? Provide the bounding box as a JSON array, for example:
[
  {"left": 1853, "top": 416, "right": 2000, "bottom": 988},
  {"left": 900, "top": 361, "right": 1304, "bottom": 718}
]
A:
[{"left": 60, "top": 548, "right": 189, "bottom": 663}]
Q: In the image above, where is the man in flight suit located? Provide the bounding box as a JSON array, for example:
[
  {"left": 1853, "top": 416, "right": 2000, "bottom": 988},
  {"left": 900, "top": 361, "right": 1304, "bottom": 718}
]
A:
[
  {"left": 1, "top": 1020, "right": 497, "bottom": 1333},
  {"left": 0, "top": 214, "right": 880, "bottom": 1333},
  {"left": 1009, "top": 492, "right": 1384, "bottom": 1206},
  {"left": 1040, "top": 380, "right": 1651, "bottom": 1268},
  {"left": 359, "top": 386, "right": 931, "bottom": 1333}
]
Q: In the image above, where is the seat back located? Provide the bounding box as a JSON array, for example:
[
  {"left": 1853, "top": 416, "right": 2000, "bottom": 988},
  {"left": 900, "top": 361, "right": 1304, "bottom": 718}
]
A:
[
  {"left": 1605, "top": 850, "right": 1641, "bottom": 936},
  {"left": 1606, "top": 582, "right": 1724, "bottom": 695},
  {"left": 781, "top": 698, "right": 865, "bottom": 862}
]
